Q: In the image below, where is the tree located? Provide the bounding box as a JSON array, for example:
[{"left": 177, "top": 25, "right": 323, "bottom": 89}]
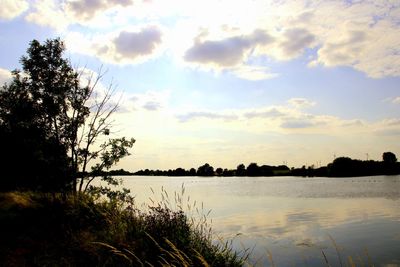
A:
[
  {"left": 173, "top": 168, "right": 186, "bottom": 176},
  {"left": 259, "top": 165, "right": 274, "bottom": 176},
  {"left": 327, "top": 157, "right": 365, "bottom": 177},
  {"left": 197, "top": 163, "right": 214, "bottom": 176},
  {"left": 189, "top": 168, "right": 196, "bottom": 176},
  {"left": 246, "top": 163, "right": 259, "bottom": 176},
  {"left": 0, "top": 38, "right": 134, "bottom": 193},
  {"left": 383, "top": 152, "right": 397, "bottom": 164},
  {"left": 215, "top": 167, "right": 223, "bottom": 176},
  {"left": 0, "top": 39, "right": 79, "bottom": 191},
  {"left": 236, "top": 164, "right": 246, "bottom": 176},
  {"left": 382, "top": 151, "right": 398, "bottom": 175}
]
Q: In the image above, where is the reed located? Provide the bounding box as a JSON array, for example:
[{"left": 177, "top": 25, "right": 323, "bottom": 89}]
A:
[{"left": 0, "top": 189, "right": 245, "bottom": 266}]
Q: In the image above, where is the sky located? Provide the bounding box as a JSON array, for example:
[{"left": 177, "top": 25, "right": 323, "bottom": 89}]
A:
[{"left": 0, "top": 0, "right": 400, "bottom": 171}]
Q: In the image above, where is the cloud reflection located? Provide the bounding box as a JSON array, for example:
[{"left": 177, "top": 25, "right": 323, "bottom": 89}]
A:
[{"left": 95, "top": 175, "right": 400, "bottom": 266}]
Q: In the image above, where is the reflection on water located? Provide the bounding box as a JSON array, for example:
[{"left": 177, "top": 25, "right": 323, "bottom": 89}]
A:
[{"left": 102, "top": 176, "right": 400, "bottom": 266}]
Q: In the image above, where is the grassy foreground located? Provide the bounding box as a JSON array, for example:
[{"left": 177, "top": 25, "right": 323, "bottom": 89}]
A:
[{"left": 0, "top": 191, "right": 245, "bottom": 267}]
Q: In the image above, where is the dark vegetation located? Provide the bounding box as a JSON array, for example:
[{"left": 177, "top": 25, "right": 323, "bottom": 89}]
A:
[
  {"left": 133, "top": 163, "right": 290, "bottom": 177},
  {"left": 0, "top": 39, "right": 244, "bottom": 266},
  {"left": 132, "top": 152, "right": 400, "bottom": 177},
  {"left": 0, "top": 192, "right": 244, "bottom": 266},
  {"left": 0, "top": 38, "right": 135, "bottom": 193}
]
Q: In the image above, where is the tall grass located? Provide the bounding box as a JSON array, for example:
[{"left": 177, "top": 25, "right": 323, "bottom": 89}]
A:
[
  {"left": 320, "top": 237, "right": 376, "bottom": 267},
  {"left": 141, "top": 184, "right": 250, "bottom": 266},
  {"left": 0, "top": 188, "right": 246, "bottom": 266}
]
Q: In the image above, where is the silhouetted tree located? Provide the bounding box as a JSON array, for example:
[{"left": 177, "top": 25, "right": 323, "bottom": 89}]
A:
[
  {"left": 383, "top": 152, "right": 397, "bottom": 164},
  {"left": 108, "top": 169, "right": 131, "bottom": 176},
  {"left": 0, "top": 39, "right": 134, "bottom": 192},
  {"left": 173, "top": 168, "right": 187, "bottom": 176},
  {"left": 327, "top": 157, "right": 365, "bottom": 177},
  {"left": 215, "top": 167, "right": 223, "bottom": 176},
  {"left": 259, "top": 165, "right": 274, "bottom": 176},
  {"left": 382, "top": 152, "right": 398, "bottom": 175},
  {"left": 236, "top": 164, "right": 246, "bottom": 176},
  {"left": 222, "top": 168, "right": 235, "bottom": 176},
  {"left": 328, "top": 157, "right": 351, "bottom": 177},
  {"left": 197, "top": 163, "right": 214, "bottom": 176},
  {"left": 246, "top": 163, "right": 259, "bottom": 176},
  {"left": 189, "top": 168, "right": 197, "bottom": 176},
  {"left": 0, "top": 39, "right": 79, "bottom": 191}
]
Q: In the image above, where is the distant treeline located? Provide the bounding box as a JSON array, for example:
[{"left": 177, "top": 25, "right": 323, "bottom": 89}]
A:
[
  {"left": 110, "top": 152, "right": 400, "bottom": 178},
  {"left": 133, "top": 163, "right": 291, "bottom": 177}
]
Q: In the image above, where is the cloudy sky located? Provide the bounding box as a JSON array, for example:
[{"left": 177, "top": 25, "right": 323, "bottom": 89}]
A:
[{"left": 1, "top": 0, "right": 400, "bottom": 171}]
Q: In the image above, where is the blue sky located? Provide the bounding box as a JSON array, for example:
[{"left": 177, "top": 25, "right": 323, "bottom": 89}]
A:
[{"left": 1, "top": 0, "right": 400, "bottom": 171}]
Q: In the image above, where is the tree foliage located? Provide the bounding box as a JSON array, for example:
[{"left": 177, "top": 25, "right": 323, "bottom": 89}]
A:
[
  {"left": 383, "top": 152, "right": 397, "bottom": 164},
  {"left": 0, "top": 39, "right": 134, "bottom": 192},
  {"left": 236, "top": 164, "right": 246, "bottom": 176},
  {"left": 196, "top": 163, "right": 214, "bottom": 176}
]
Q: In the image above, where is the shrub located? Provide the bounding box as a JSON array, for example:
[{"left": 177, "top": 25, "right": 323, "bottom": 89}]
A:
[{"left": 0, "top": 191, "right": 245, "bottom": 266}]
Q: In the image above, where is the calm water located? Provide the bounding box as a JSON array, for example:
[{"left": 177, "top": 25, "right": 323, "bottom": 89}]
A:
[{"left": 103, "top": 175, "right": 400, "bottom": 266}]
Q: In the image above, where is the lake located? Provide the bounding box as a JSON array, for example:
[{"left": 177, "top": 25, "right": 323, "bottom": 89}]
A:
[{"left": 103, "top": 175, "right": 400, "bottom": 266}]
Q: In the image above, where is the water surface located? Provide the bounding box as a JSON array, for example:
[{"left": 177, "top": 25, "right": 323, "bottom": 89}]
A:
[{"left": 108, "top": 176, "right": 400, "bottom": 266}]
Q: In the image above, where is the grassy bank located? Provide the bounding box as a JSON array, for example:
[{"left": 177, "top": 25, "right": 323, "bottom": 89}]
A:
[{"left": 0, "top": 191, "right": 245, "bottom": 266}]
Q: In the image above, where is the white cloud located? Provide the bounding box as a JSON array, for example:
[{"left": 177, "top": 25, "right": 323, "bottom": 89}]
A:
[
  {"left": 121, "top": 90, "right": 170, "bottom": 112},
  {"left": 172, "top": 98, "right": 396, "bottom": 137},
  {"left": 112, "top": 27, "right": 162, "bottom": 59},
  {"left": 175, "top": 98, "right": 324, "bottom": 131},
  {"left": 340, "top": 119, "right": 364, "bottom": 127},
  {"left": 380, "top": 118, "right": 400, "bottom": 127},
  {"left": 0, "top": 68, "right": 12, "bottom": 85},
  {"left": 244, "top": 107, "right": 285, "bottom": 119},
  {"left": 176, "top": 111, "right": 238, "bottom": 123},
  {"left": 180, "top": 0, "right": 400, "bottom": 78},
  {"left": 373, "top": 118, "right": 400, "bottom": 136},
  {"left": 25, "top": 0, "right": 142, "bottom": 31},
  {"left": 184, "top": 30, "right": 273, "bottom": 68},
  {"left": 182, "top": 29, "right": 278, "bottom": 80},
  {"left": 21, "top": 0, "right": 400, "bottom": 78},
  {"left": 0, "top": 0, "right": 29, "bottom": 20},
  {"left": 268, "top": 28, "right": 316, "bottom": 60},
  {"left": 306, "top": 2, "right": 400, "bottom": 78},
  {"left": 25, "top": 0, "right": 69, "bottom": 30},
  {"left": 65, "top": 0, "right": 134, "bottom": 22},
  {"left": 280, "top": 119, "right": 323, "bottom": 129},
  {"left": 65, "top": 25, "right": 163, "bottom": 64},
  {"left": 392, "top": 97, "right": 400, "bottom": 104},
  {"left": 142, "top": 101, "right": 162, "bottom": 111},
  {"left": 231, "top": 65, "right": 279, "bottom": 81},
  {"left": 287, "top": 98, "right": 316, "bottom": 109}
]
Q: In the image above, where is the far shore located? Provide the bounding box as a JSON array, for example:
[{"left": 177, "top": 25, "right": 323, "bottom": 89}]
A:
[{"left": 103, "top": 154, "right": 400, "bottom": 178}]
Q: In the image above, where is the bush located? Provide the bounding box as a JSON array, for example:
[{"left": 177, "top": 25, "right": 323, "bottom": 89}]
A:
[{"left": 0, "top": 191, "right": 245, "bottom": 266}]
